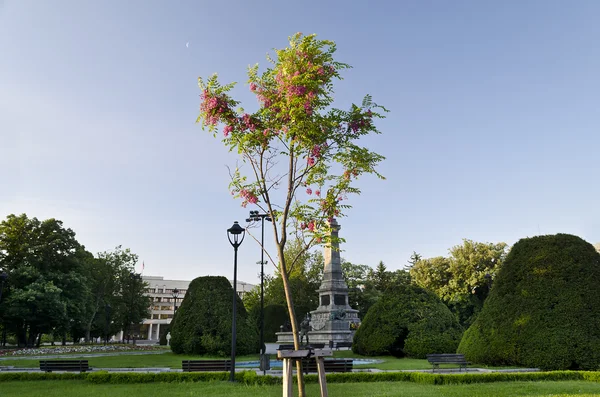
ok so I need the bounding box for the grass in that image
[0,352,258,369]
[0,349,517,371]
[1,380,600,397]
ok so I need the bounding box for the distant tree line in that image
[0,214,150,347]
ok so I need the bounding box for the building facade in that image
[139,275,255,341]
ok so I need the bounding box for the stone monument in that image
[276,219,359,345]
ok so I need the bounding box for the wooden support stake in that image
[316,356,328,397]
[282,358,293,397]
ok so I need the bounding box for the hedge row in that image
[1,370,600,385]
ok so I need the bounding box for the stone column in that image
[147,324,153,340]
[156,323,160,340]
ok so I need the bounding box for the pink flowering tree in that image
[197,33,385,393]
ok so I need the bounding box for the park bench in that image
[426,354,470,372]
[335,341,352,350]
[181,360,232,372]
[39,360,89,373]
[302,358,353,373]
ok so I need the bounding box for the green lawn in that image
[0,352,258,369]
[0,350,516,371]
[1,380,600,397]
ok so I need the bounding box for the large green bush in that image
[247,303,289,343]
[170,276,257,356]
[458,234,600,370]
[353,283,462,358]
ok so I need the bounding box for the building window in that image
[160,314,169,320]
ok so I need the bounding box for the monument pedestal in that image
[276,219,361,347]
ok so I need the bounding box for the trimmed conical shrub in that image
[458,234,600,370]
[170,276,257,356]
[353,283,462,358]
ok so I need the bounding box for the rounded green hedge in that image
[247,303,289,343]
[458,234,600,370]
[170,276,257,356]
[353,283,462,358]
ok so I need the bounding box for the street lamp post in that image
[227,221,245,382]
[172,288,180,312]
[246,210,271,374]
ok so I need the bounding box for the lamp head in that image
[227,221,246,247]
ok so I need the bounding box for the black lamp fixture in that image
[227,221,245,382]
[246,210,272,374]
[172,288,180,312]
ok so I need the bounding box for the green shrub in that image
[353,283,462,357]
[0,372,87,382]
[247,303,289,343]
[458,234,600,370]
[170,276,258,356]
[3,369,600,385]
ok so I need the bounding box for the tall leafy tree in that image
[0,214,86,346]
[410,239,508,327]
[80,246,148,342]
[197,33,386,395]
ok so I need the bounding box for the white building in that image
[140,275,255,341]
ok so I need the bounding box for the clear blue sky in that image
[1,0,599,285]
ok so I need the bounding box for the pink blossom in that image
[263,129,269,136]
[250,82,257,92]
[304,101,312,115]
[311,145,321,158]
[308,221,316,232]
[316,237,322,243]
[317,67,324,75]
[223,125,233,137]
[315,190,320,197]
[306,188,312,195]
[300,223,307,230]
[307,157,316,167]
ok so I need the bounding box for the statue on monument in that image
[299,313,312,345]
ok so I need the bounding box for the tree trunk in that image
[84,298,101,343]
[26,326,36,348]
[36,333,42,348]
[279,248,306,397]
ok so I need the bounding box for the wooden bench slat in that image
[425,354,470,372]
[39,360,89,373]
[181,360,232,372]
[302,358,353,373]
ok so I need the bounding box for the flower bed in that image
[0,345,162,357]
